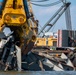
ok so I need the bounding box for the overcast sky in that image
[32,0,76,33]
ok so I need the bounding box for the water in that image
[0,71,76,75]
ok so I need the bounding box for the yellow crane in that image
[0,0,38,55]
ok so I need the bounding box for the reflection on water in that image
[0,71,76,75]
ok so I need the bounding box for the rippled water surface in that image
[0,71,76,75]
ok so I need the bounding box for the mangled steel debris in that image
[0,32,76,71]
[32,49,75,71]
[0,32,21,71]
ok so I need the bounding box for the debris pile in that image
[0,32,76,71]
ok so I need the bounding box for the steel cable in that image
[30,0,49,2]
[31,1,61,7]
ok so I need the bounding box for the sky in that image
[32,0,76,34]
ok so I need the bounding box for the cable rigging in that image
[30,0,49,2]
[31,0,62,7]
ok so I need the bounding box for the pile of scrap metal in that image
[30,48,75,71]
[0,32,21,71]
[0,32,76,71]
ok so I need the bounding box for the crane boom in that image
[65,6,72,30]
[46,2,71,32]
[38,2,71,36]
[38,4,65,35]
